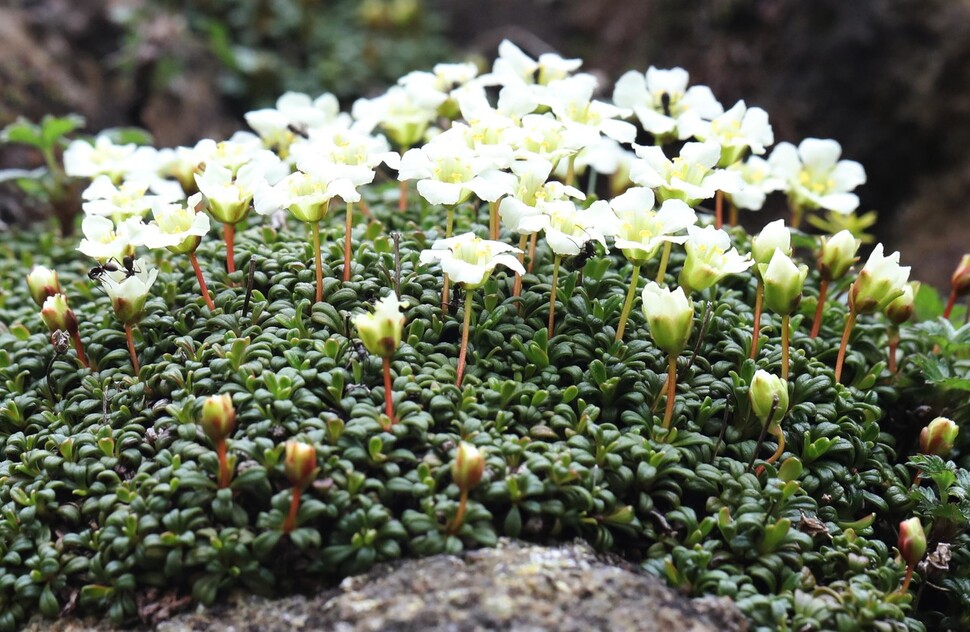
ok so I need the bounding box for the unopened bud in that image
[451,442,485,492]
[749,369,789,425]
[641,282,694,354]
[200,394,236,442]
[40,294,78,335]
[849,244,910,314]
[951,254,970,297]
[751,220,791,266]
[284,441,318,489]
[353,292,408,358]
[818,230,860,281]
[898,517,927,568]
[760,249,808,316]
[919,417,959,457]
[26,266,61,308]
[885,282,919,326]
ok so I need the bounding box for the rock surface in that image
[24,539,746,632]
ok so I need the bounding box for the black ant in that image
[287,124,310,140]
[661,92,672,117]
[565,240,597,273]
[120,255,140,278]
[88,256,139,281]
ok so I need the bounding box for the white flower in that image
[419,232,525,289]
[768,138,866,214]
[514,114,588,167]
[726,155,786,211]
[612,66,723,138]
[398,62,479,114]
[443,114,523,170]
[678,224,753,292]
[398,139,515,206]
[81,176,156,220]
[293,128,400,187]
[77,216,148,262]
[678,100,774,166]
[195,161,268,225]
[64,136,157,182]
[641,282,694,354]
[611,189,697,265]
[850,243,911,314]
[499,159,585,234]
[254,171,360,223]
[143,195,210,254]
[192,133,284,179]
[479,40,582,90]
[245,91,351,152]
[631,140,743,207]
[352,86,438,149]
[543,74,637,145]
[101,258,158,325]
[353,291,408,358]
[516,199,617,256]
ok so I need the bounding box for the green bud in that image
[749,369,789,425]
[26,266,61,308]
[885,281,919,325]
[284,441,318,490]
[898,517,927,568]
[200,394,236,442]
[818,230,860,281]
[352,292,408,358]
[920,417,959,457]
[40,294,78,335]
[760,249,808,316]
[452,442,485,492]
[641,282,694,354]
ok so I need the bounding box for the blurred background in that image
[1,0,967,287]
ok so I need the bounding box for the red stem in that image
[71,331,89,368]
[224,223,236,274]
[750,280,764,359]
[527,232,538,274]
[728,201,739,227]
[898,565,915,595]
[282,487,301,533]
[216,439,230,488]
[809,278,829,339]
[124,323,140,374]
[398,180,408,212]
[714,190,723,229]
[662,352,677,430]
[189,252,216,310]
[456,290,474,387]
[834,311,857,383]
[383,356,395,422]
[943,288,958,320]
[447,489,469,535]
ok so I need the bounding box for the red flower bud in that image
[284,441,318,489]
[898,517,927,568]
[451,442,485,492]
[919,417,959,457]
[200,394,236,442]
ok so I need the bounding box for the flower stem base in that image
[124,323,140,374]
[456,290,475,387]
[189,251,216,310]
[615,265,641,341]
[282,487,301,534]
[834,311,857,383]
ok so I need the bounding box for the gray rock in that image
[25,540,746,632]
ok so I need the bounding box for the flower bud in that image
[849,244,910,314]
[919,417,959,457]
[452,442,485,492]
[898,517,927,568]
[283,441,318,489]
[352,292,408,358]
[40,294,78,335]
[751,220,791,266]
[885,281,919,326]
[760,249,808,316]
[26,266,61,307]
[749,369,789,425]
[200,394,236,442]
[641,282,694,354]
[951,254,970,297]
[818,230,860,281]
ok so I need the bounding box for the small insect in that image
[446,283,465,313]
[565,240,597,272]
[120,255,140,278]
[287,124,310,140]
[88,258,121,281]
[660,92,672,117]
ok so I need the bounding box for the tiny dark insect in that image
[287,124,309,139]
[564,240,597,272]
[121,255,140,278]
[88,258,121,280]
[661,92,672,117]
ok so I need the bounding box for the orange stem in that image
[766,426,786,465]
[527,232,538,274]
[512,233,527,299]
[189,251,216,310]
[383,356,395,422]
[728,201,739,227]
[548,256,561,338]
[447,489,469,535]
[216,439,230,488]
[312,221,323,303]
[898,565,915,595]
[282,487,301,534]
[71,331,89,368]
[343,202,354,282]
[809,278,829,339]
[224,223,236,274]
[456,290,474,387]
[834,311,857,383]
[662,352,677,429]
[124,323,140,374]
[489,200,500,240]
[398,180,408,212]
[750,280,764,359]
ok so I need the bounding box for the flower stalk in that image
[655,242,672,284]
[124,323,139,374]
[456,290,475,387]
[312,221,324,303]
[714,189,724,229]
[189,252,216,310]
[834,311,856,383]
[548,255,562,338]
[750,279,764,360]
[809,278,829,339]
[662,352,678,430]
[615,264,641,341]
[343,201,354,282]
[224,223,236,274]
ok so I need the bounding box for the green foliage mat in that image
[1,196,968,630]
